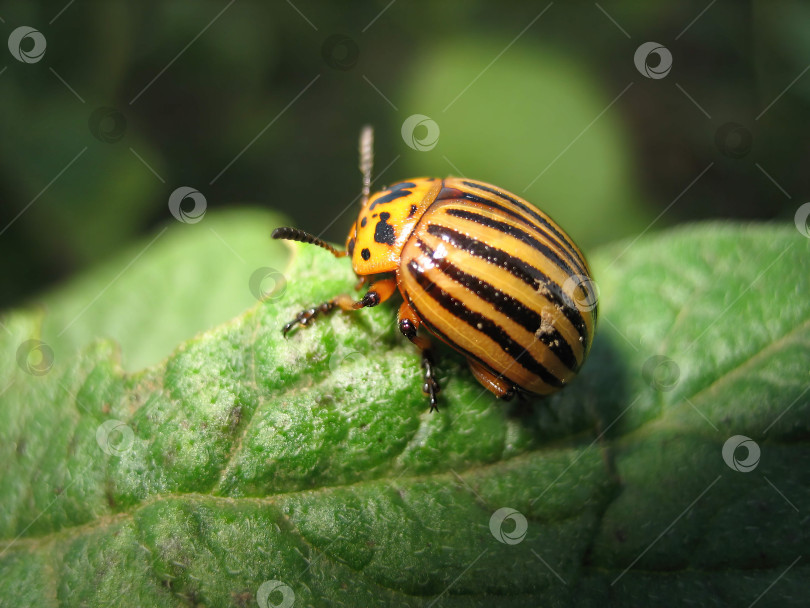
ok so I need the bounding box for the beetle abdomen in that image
[398,181,596,395]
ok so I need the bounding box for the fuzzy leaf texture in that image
[1,211,808,608]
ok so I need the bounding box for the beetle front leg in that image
[398,300,440,412]
[282,277,397,337]
[282,300,339,337]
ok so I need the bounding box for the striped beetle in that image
[272,126,597,411]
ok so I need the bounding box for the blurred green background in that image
[1,0,808,310]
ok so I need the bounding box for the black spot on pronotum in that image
[347,237,356,256]
[361,248,371,260]
[360,217,367,228]
[374,211,396,245]
[369,181,417,209]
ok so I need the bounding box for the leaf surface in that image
[1,215,808,607]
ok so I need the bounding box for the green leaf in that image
[39,207,291,373]
[1,215,808,607]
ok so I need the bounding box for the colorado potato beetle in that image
[272,126,597,411]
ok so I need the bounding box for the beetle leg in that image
[421,350,440,412]
[350,276,397,310]
[468,360,517,400]
[282,300,338,336]
[397,301,440,412]
[282,277,397,337]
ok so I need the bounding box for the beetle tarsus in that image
[421,350,441,412]
[281,301,335,337]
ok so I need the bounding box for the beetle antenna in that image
[359,125,373,207]
[271,227,347,258]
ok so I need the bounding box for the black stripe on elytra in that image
[443,207,579,279]
[404,291,517,386]
[460,180,583,264]
[416,239,578,371]
[444,189,588,277]
[406,259,563,387]
[369,181,417,210]
[425,223,589,342]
